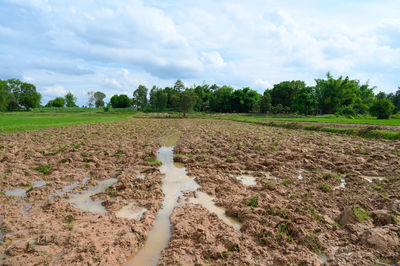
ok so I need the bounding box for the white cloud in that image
[43,85,67,97]
[1,0,399,105]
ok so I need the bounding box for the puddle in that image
[334,178,346,190]
[234,175,257,186]
[5,188,26,198]
[32,180,46,188]
[126,133,199,266]
[189,191,241,230]
[68,178,117,214]
[0,217,4,242]
[137,174,146,179]
[362,176,385,183]
[318,253,328,263]
[50,177,90,199]
[126,133,241,266]
[116,203,147,220]
[340,178,346,188]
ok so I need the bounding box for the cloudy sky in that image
[1,0,399,105]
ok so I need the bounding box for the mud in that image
[1,118,399,265]
[0,119,177,265]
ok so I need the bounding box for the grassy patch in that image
[246,195,259,207]
[303,233,323,253]
[34,164,52,174]
[282,178,293,186]
[353,206,370,222]
[319,183,332,192]
[148,157,162,166]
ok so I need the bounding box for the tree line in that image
[1,73,399,119]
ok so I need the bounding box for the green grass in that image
[353,206,370,222]
[209,114,400,126]
[246,195,259,207]
[204,114,400,140]
[0,110,134,132]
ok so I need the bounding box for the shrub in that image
[246,195,259,207]
[319,183,332,192]
[370,98,395,119]
[353,206,370,222]
[34,164,52,174]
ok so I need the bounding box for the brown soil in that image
[0,119,177,265]
[167,119,400,265]
[1,118,399,265]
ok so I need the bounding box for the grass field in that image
[210,114,400,126]
[0,111,133,132]
[1,110,400,137]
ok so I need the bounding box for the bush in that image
[246,195,259,207]
[335,105,358,118]
[370,98,395,119]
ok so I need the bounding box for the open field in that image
[0,111,133,133]
[209,114,400,126]
[0,118,399,265]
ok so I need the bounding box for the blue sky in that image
[0,0,399,105]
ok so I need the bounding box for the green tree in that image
[64,92,77,107]
[271,80,305,109]
[174,80,185,92]
[388,87,400,113]
[178,90,197,117]
[110,94,131,108]
[0,80,10,111]
[210,85,233,112]
[193,84,212,111]
[259,90,272,113]
[291,86,317,115]
[133,85,148,111]
[94,91,106,108]
[370,98,395,119]
[232,87,260,113]
[15,82,41,110]
[149,86,168,111]
[315,73,361,114]
[87,91,95,108]
[46,97,65,107]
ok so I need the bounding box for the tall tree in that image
[110,94,131,108]
[133,85,148,111]
[94,91,106,108]
[64,92,77,107]
[149,86,168,111]
[0,80,10,111]
[210,85,233,112]
[46,97,65,107]
[231,87,260,113]
[193,84,212,111]
[259,90,272,113]
[87,91,95,108]
[291,86,317,115]
[271,80,305,109]
[315,73,361,114]
[178,90,197,117]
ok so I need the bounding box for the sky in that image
[0,0,399,106]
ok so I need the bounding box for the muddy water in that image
[126,132,241,265]
[116,203,147,220]
[68,178,117,214]
[190,191,241,230]
[126,133,199,266]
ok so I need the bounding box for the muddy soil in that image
[166,119,400,265]
[1,118,399,265]
[0,119,178,265]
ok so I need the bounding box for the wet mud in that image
[0,118,399,265]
